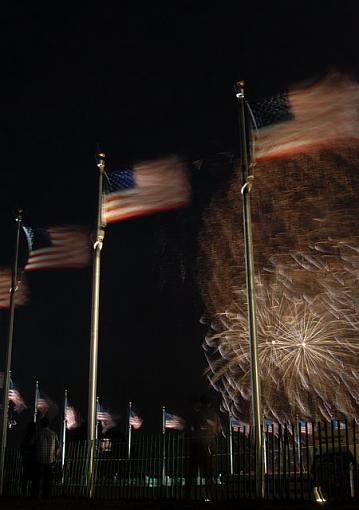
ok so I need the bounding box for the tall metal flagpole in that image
[87,150,106,496]
[234,81,263,497]
[162,406,166,485]
[0,209,23,495]
[33,380,39,423]
[128,402,132,459]
[229,415,234,476]
[62,388,68,482]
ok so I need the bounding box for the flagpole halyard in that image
[87,150,106,497]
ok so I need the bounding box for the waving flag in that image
[103,156,190,224]
[252,73,359,162]
[65,406,81,430]
[129,408,143,430]
[0,269,28,308]
[24,225,91,271]
[164,411,185,431]
[230,416,241,432]
[298,420,314,435]
[36,387,58,418]
[0,373,27,412]
[97,402,117,434]
[9,379,27,413]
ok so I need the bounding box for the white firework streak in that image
[204,281,359,424]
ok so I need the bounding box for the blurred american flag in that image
[65,405,82,430]
[103,156,190,224]
[252,73,359,162]
[97,402,117,433]
[24,225,91,271]
[9,381,27,413]
[164,411,185,431]
[129,409,143,430]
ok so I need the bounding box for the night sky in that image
[1,2,358,442]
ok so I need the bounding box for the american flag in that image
[0,375,27,412]
[230,416,241,432]
[129,408,143,430]
[97,402,117,434]
[65,405,81,430]
[23,225,91,271]
[252,73,359,162]
[164,411,185,431]
[299,420,314,435]
[9,381,27,413]
[103,156,190,224]
[263,419,280,435]
[0,269,28,308]
[36,390,58,417]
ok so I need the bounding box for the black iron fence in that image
[3,419,359,501]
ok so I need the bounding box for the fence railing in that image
[3,419,359,501]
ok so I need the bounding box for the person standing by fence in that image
[20,421,37,495]
[31,416,60,498]
[185,395,222,501]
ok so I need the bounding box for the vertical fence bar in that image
[330,420,336,500]
[352,420,357,498]
[292,422,297,499]
[298,421,303,500]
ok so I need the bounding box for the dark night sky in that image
[1,2,359,442]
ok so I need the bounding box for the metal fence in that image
[3,419,359,501]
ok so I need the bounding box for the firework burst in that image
[205,281,359,423]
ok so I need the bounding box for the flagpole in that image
[234,81,263,498]
[128,402,132,459]
[162,406,166,486]
[62,389,68,481]
[0,209,23,496]
[34,380,39,423]
[229,415,234,476]
[95,396,99,441]
[87,150,106,497]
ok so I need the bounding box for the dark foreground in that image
[0,498,358,510]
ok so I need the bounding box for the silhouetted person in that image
[31,416,60,498]
[185,395,222,501]
[20,421,37,496]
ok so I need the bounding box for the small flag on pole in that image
[23,225,91,271]
[96,402,117,434]
[164,411,185,431]
[65,404,82,430]
[36,388,58,418]
[129,408,143,430]
[298,420,314,435]
[103,156,190,224]
[9,379,27,413]
[230,416,241,432]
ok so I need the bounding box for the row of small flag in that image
[230,416,315,435]
[1,374,338,436]
[1,375,186,433]
[66,400,186,433]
